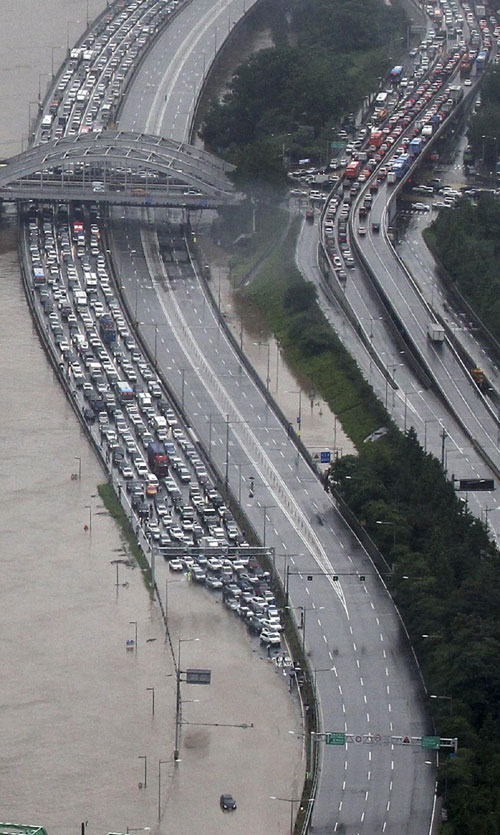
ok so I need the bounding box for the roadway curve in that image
[110,2,437,832]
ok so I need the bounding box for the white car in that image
[260,628,281,646]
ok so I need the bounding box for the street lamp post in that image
[138,755,147,788]
[66,19,81,53]
[287,390,303,437]
[38,72,49,106]
[129,620,138,649]
[254,340,271,389]
[430,694,453,715]
[269,796,303,835]
[424,418,440,453]
[158,760,168,821]
[312,666,335,688]
[403,390,423,433]
[286,605,324,656]
[146,687,155,717]
[139,321,159,365]
[174,637,200,761]
[376,520,396,548]
[51,45,64,77]
[261,504,277,547]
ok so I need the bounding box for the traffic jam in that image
[318,0,498,282]
[24,0,286,651]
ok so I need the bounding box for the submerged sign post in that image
[325,732,346,745]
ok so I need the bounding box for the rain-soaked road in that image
[0,4,303,834]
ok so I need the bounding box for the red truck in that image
[369,130,384,149]
[345,160,362,180]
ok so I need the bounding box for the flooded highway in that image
[0,4,302,834]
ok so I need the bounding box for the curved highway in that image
[18,0,438,831]
[111,3,436,833]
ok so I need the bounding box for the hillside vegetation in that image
[427,193,500,341]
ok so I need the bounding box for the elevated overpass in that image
[0,130,238,208]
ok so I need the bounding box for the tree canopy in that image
[200,0,407,193]
[428,194,500,341]
[330,429,500,834]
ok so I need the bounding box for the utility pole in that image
[225,414,230,489]
[441,427,447,472]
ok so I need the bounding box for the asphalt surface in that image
[109,2,437,832]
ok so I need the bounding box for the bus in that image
[114,380,135,403]
[33,267,46,286]
[0,826,48,835]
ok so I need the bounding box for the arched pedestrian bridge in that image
[0,131,238,208]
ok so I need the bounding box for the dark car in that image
[220,794,237,810]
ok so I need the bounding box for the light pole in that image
[288,390,303,437]
[51,45,64,77]
[146,687,155,717]
[254,340,271,389]
[158,760,168,821]
[270,796,307,835]
[174,637,200,761]
[286,605,324,656]
[403,389,423,433]
[66,19,81,53]
[424,418,440,453]
[376,520,396,548]
[430,694,453,715]
[312,666,335,688]
[261,504,277,547]
[129,620,138,649]
[28,100,38,142]
[84,504,92,534]
[140,322,159,366]
[229,462,244,505]
[38,72,49,106]
[137,755,147,788]
[164,578,183,634]
[386,362,404,410]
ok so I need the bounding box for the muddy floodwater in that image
[0,6,302,835]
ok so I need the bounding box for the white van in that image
[74,290,88,309]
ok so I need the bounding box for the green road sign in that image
[421,736,441,750]
[330,141,345,150]
[325,732,346,745]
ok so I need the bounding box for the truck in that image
[99,314,117,344]
[460,54,473,77]
[345,160,362,180]
[476,50,488,71]
[421,124,434,138]
[448,85,464,104]
[427,322,445,342]
[471,367,488,391]
[369,130,384,149]
[392,154,411,180]
[374,108,388,124]
[147,441,169,477]
[409,137,425,157]
[475,4,486,17]
[387,170,397,184]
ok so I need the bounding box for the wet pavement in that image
[196,234,357,464]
